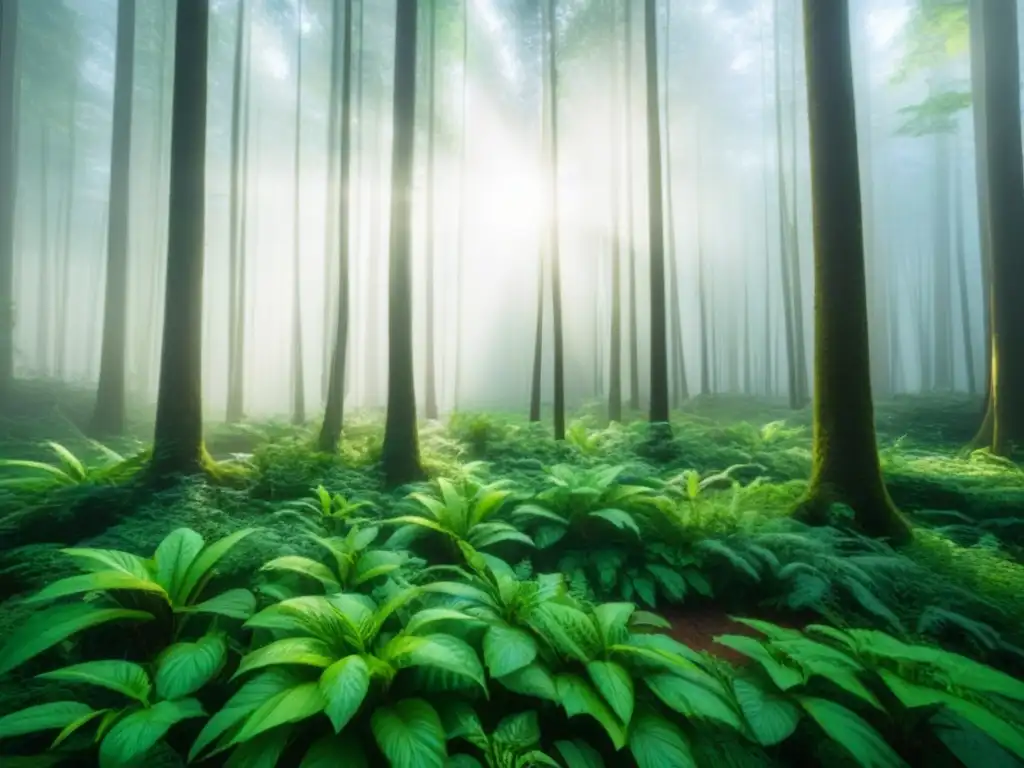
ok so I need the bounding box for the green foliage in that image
[0,440,143,494]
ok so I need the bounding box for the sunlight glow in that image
[867,7,910,49]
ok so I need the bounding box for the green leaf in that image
[931,709,1024,768]
[586,661,634,725]
[27,572,168,604]
[61,547,151,580]
[371,699,447,768]
[498,662,559,702]
[404,608,480,635]
[0,604,154,677]
[556,674,627,749]
[645,565,687,603]
[225,726,294,768]
[0,701,95,739]
[439,700,487,748]
[484,624,538,678]
[39,660,151,705]
[154,528,205,598]
[629,711,696,768]
[50,707,112,748]
[189,669,303,761]
[593,603,636,646]
[632,575,657,607]
[178,528,257,605]
[98,698,205,768]
[798,696,908,768]
[320,655,370,733]
[392,634,488,694]
[528,603,601,663]
[179,588,257,620]
[353,550,405,585]
[646,673,742,731]
[714,635,804,690]
[245,596,360,648]
[590,508,640,536]
[230,682,326,746]
[555,739,606,768]
[155,633,227,700]
[261,556,341,590]
[732,677,801,746]
[301,733,369,767]
[493,710,541,749]
[234,637,334,680]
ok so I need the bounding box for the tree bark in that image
[151,0,210,479]
[797,0,909,542]
[453,0,469,411]
[382,0,424,486]
[0,0,18,400]
[607,0,622,423]
[663,0,686,407]
[624,1,640,412]
[423,0,438,420]
[290,6,306,426]
[226,0,248,423]
[545,0,566,441]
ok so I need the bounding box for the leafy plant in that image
[0,441,142,493]
[281,485,377,535]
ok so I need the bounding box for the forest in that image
[0,0,1022,765]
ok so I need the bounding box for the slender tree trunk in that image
[607,0,623,423]
[663,0,686,407]
[56,113,75,380]
[452,0,469,410]
[291,9,306,425]
[624,1,640,411]
[759,21,773,396]
[226,0,248,423]
[0,0,18,399]
[321,0,343,404]
[36,128,49,375]
[797,0,909,542]
[423,0,439,420]
[87,204,108,382]
[952,151,976,395]
[151,0,209,479]
[364,94,384,408]
[382,0,424,486]
[92,0,135,436]
[528,245,545,422]
[932,115,954,391]
[975,0,1024,456]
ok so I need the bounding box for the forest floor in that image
[0,379,1022,766]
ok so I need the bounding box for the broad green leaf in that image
[179,588,257,620]
[931,709,1023,768]
[646,673,742,731]
[153,529,205,598]
[50,708,111,748]
[587,661,634,725]
[590,509,640,536]
[98,698,205,768]
[420,581,499,609]
[629,711,695,768]
[556,674,627,749]
[61,547,151,580]
[555,739,606,768]
[645,565,687,602]
[0,604,153,677]
[353,550,405,585]
[498,662,559,702]
[404,608,480,636]
[230,682,326,746]
[714,635,804,690]
[225,726,293,768]
[484,624,538,678]
[155,633,227,700]
[301,733,369,767]
[528,603,602,663]
[234,637,334,679]
[261,555,340,590]
[371,698,447,768]
[178,528,257,605]
[732,677,800,746]
[798,696,908,768]
[392,634,487,694]
[320,655,370,732]
[0,701,94,740]
[245,596,360,649]
[493,710,541,750]
[593,603,636,646]
[39,660,151,705]
[439,701,487,748]
[27,572,168,604]
[447,756,484,767]
[189,669,303,761]
[934,652,1024,702]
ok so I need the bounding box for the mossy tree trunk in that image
[975,0,1024,456]
[151,0,209,479]
[798,0,910,543]
[319,0,354,454]
[643,0,668,425]
[0,0,18,403]
[92,0,135,437]
[382,0,424,487]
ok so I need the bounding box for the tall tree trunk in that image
[932,113,954,391]
[87,204,108,382]
[643,0,668,425]
[382,0,424,486]
[528,245,545,422]
[797,0,909,542]
[56,112,75,380]
[36,128,49,375]
[319,0,354,453]
[321,0,344,404]
[787,7,809,406]
[952,153,976,394]
[151,0,209,479]
[453,0,469,410]
[363,93,384,408]
[0,0,18,399]
[92,0,135,436]
[975,0,1024,456]
[624,1,640,412]
[423,0,438,420]
[226,0,248,423]
[663,0,686,407]
[291,8,305,425]
[759,21,773,396]
[607,0,623,423]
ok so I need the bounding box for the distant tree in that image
[797,0,910,542]
[290,3,306,426]
[643,0,668,425]
[973,0,1024,456]
[606,0,623,423]
[382,0,424,486]
[624,1,640,411]
[319,0,355,454]
[546,0,566,441]
[151,0,210,478]
[0,0,18,402]
[91,0,136,437]
[423,0,439,420]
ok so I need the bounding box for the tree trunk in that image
[953,151,976,395]
[607,0,623,424]
[382,0,424,486]
[290,8,306,426]
[0,0,18,399]
[321,0,343,405]
[226,0,248,423]
[663,0,686,407]
[787,9,809,407]
[92,0,135,436]
[932,110,954,391]
[643,0,668,425]
[56,113,75,380]
[151,0,209,479]
[423,0,438,420]
[528,245,544,422]
[318,0,354,454]
[976,0,1024,456]
[797,0,909,542]
[759,21,773,396]
[37,128,50,375]
[624,1,640,412]
[363,89,384,407]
